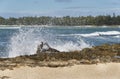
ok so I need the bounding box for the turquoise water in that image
[0,26,120,57]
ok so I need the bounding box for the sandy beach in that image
[0,63,120,79]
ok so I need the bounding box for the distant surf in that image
[58,31,120,37]
[0,26,21,29]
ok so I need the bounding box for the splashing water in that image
[8,28,40,57]
[8,27,90,57]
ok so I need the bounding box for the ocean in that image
[0,26,120,58]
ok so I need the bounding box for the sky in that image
[0,0,120,18]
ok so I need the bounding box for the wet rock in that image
[80,59,91,64]
[0,44,119,70]
[91,58,100,64]
[47,61,69,67]
[36,42,60,55]
[68,59,80,65]
[0,76,10,79]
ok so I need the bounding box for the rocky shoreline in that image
[0,44,120,70]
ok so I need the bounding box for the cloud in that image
[55,0,72,3]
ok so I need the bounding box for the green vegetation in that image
[0,14,120,26]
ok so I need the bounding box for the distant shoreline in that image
[1,15,120,26]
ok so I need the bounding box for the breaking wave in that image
[59,31,120,37]
[0,26,21,29]
[8,27,90,57]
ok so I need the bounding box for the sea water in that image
[0,26,120,58]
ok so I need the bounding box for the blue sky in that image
[0,0,120,17]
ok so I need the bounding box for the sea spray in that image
[8,27,90,57]
[8,27,57,57]
[0,26,118,58]
[54,37,90,52]
[9,28,39,57]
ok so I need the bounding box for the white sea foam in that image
[81,31,120,37]
[114,35,120,38]
[0,26,21,29]
[59,31,120,37]
[8,27,119,58]
[8,27,90,57]
[8,29,40,57]
[53,38,90,52]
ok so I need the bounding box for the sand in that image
[0,63,120,79]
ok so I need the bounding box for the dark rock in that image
[91,58,100,64]
[0,44,119,70]
[36,42,60,55]
[47,61,69,67]
[80,59,91,64]
[0,76,10,79]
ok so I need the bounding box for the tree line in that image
[0,14,120,26]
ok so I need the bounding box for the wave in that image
[7,27,120,58]
[58,31,120,37]
[0,26,21,29]
[8,28,90,57]
[81,31,120,37]
[114,35,120,38]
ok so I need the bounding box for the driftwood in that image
[36,42,59,54]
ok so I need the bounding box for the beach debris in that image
[80,59,91,64]
[68,59,80,65]
[91,58,100,64]
[36,42,59,54]
[0,76,10,79]
[47,61,69,67]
